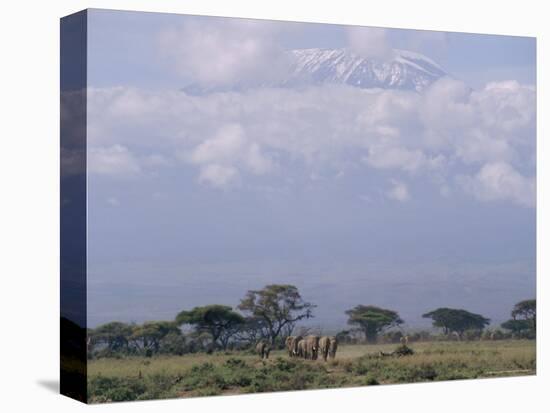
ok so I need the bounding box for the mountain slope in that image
[284,48,447,92]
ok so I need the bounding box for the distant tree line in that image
[86,284,536,359]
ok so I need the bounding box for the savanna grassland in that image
[87,340,535,403]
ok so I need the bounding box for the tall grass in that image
[88,340,535,403]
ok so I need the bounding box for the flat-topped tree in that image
[176,305,244,350]
[345,305,403,343]
[422,308,490,338]
[501,299,536,338]
[130,321,181,354]
[501,319,532,336]
[511,299,536,333]
[238,284,315,345]
[90,322,134,353]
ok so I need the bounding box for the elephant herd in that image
[256,335,338,361]
[286,335,338,361]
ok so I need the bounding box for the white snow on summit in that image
[183,47,448,94]
[284,48,447,92]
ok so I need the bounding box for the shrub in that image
[394,344,414,356]
[195,386,222,397]
[225,358,246,368]
[412,364,438,381]
[365,375,379,385]
[191,362,215,374]
[353,363,369,376]
[341,360,354,373]
[273,357,297,372]
[88,376,147,402]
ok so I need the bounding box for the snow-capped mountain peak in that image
[182,47,447,94]
[285,48,447,92]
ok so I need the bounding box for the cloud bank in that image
[87,77,535,207]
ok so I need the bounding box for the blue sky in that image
[87,9,535,89]
[85,9,536,330]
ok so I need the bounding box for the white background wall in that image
[0,0,547,411]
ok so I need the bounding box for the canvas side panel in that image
[60,9,88,404]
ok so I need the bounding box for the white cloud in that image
[198,164,239,188]
[387,179,410,202]
[158,19,290,87]
[476,81,536,137]
[347,27,393,60]
[187,123,274,187]
[87,79,535,205]
[245,142,274,175]
[190,124,246,164]
[458,162,535,208]
[88,145,141,176]
[363,145,445,173]
[453,128,514,165]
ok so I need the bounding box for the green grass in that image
[87,340,535,403]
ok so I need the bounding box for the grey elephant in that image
[304,335,320,360]
[287,335,303,358]
[297,338,306,358]
[319,336,330,361]
[319,336,338,361]
[328,336,338,360]
[256,340,271,359]
[285,336,293,357]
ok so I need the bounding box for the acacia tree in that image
[501,319,531,336]
[238,284,315,345]
[345,305,403,343]
[90,322,134,353]
[176,305,244,350]
[422,308,490,337]
[130,321,181,354]
[511,299,536,334]
[233,316,270,346]
[501,299,536,338]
